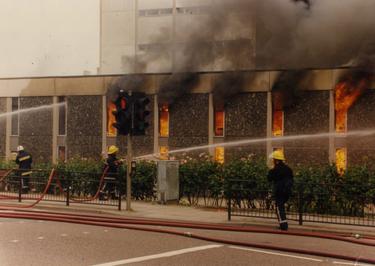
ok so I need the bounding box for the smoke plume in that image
[127,0,375,103]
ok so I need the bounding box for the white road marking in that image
[37,236,44,240]
[10,240,19,243]
[104,230,108,233]
[229,246,323,262]
[91,244,223,266]
[60,234,68,237]
[83,231,90,235]
[333,261,374,266]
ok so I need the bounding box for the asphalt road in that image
[0,218,374,266]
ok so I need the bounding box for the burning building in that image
[0,0,375,168]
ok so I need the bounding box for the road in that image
[0,218,374,266]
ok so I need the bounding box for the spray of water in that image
[136,129,375,160]
[0,102,66,119]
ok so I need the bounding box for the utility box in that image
[157,160,179,204]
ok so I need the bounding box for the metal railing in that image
[0,168,123,210]
[227,179,375,227]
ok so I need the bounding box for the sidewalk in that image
[10,199,375,237]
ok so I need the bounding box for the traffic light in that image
[132,92,150,136]
[112,90,131,136]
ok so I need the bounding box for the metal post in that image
[126,134,132,211]
[18,173,22,202]
[66,179,70,206]
[228,182,232,221]
[118,173,122,211]
[298,187,303,225]
[228,196,232,221]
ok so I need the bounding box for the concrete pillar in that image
[102,95,107,155]
[5,97,12,161]
[266,89,273,164]
[52,96,58,164]
[329,83,335,163]
[153,94,159,155]
[208,93,214,156]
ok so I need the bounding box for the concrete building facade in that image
[0,1,374,169]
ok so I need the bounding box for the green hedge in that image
[2,156,374,216]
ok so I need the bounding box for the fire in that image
[335,148,347,175]
[215,147,225,164]
[159,104,169,137]
[335,79,368,133]
[273,110,283,137]
[272,92,284,137]
[107,101,117,137]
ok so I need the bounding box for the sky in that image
[0,0,100,79]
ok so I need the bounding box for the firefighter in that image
[15,145,33,193]
[100,145,123,200]
[267,150,294,231]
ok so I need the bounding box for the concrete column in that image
[153,95,159,155]
[329,88,335,163]
[266,89,273,164]
[134,0,138,72]
[102,95,107,155]
[52,96,58,164]
[208,93,214,156]
[5,97,12,160]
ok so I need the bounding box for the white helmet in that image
[17,145,24,152]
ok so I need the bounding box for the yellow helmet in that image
[108,145,119,155]
[270,150,285,161]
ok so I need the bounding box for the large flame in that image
[215,147,225,164]
[335,79,368,133]
[107,102,117,137]
[273,110,283,137]
[335,148,347,175]
[272,91,284,137]
[159,104,169,137]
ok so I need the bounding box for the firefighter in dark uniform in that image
[15,145,33,193]
[267,150,294,231]
[100,145,123,200]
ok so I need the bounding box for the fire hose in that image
[54,167,109,202]
[0,209,374,264]
[0,169,55,208]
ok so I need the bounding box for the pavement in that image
[7,199,375,237]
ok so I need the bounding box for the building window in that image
[214,106,225,137]
[11,97,19,136]
[159,146,169,160]
[336,148,347,175]
[139,8,172,17]
[159,104,169,137]
[215,147,225,164]
[58,96,67,136]
[58,146,66,162]
[107,101,117,137]
[272,110,284,137]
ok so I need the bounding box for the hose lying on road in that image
[0,169,55,208]
[0,210,374,265]
[2,207,374,246]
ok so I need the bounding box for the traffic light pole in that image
[126,132,132,211]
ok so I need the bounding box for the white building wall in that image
[0,0,100,78]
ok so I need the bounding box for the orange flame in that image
[335,148,347,175]
[107,102,117,137]
[335,79,368,133]
[272,91,284,136]
[273,110,283,137]
[159,104,169,137]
